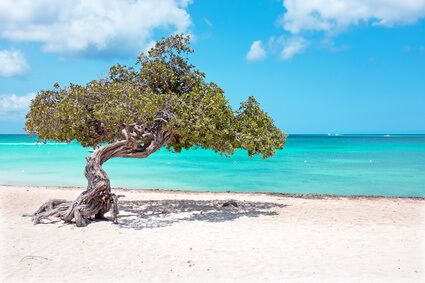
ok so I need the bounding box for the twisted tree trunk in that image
[28,119,173,227]
[62,142,125,227]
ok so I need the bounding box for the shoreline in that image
[1,183,424,200]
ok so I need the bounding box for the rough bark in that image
[28,113,174,227]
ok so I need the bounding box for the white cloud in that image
[0,93,35,119]
[0,49,30,77]
[0,0,192,56]
[281,0,425,35]
[262,0,425,60]
[280,37,308,60]
[246,40,266,62]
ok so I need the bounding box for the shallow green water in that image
[0,134,424,196]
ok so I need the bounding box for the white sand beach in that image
[0,185,424,283]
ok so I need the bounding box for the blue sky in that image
[0,0,424,134]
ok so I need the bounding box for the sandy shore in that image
[0,185,424,283]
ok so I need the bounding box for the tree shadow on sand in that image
[117,199,287,230]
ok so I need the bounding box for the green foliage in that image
[26,34,286,158]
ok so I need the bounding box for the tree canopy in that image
[26,34,286,158]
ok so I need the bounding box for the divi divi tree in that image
[25,35,286,227]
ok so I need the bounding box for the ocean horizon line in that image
[1,133,425,136]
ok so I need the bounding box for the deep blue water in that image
[0,134,424,196]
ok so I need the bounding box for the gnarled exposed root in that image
[27,199,72,224]
[27,193,124,226]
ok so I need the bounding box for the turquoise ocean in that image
[0,134,424,197]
